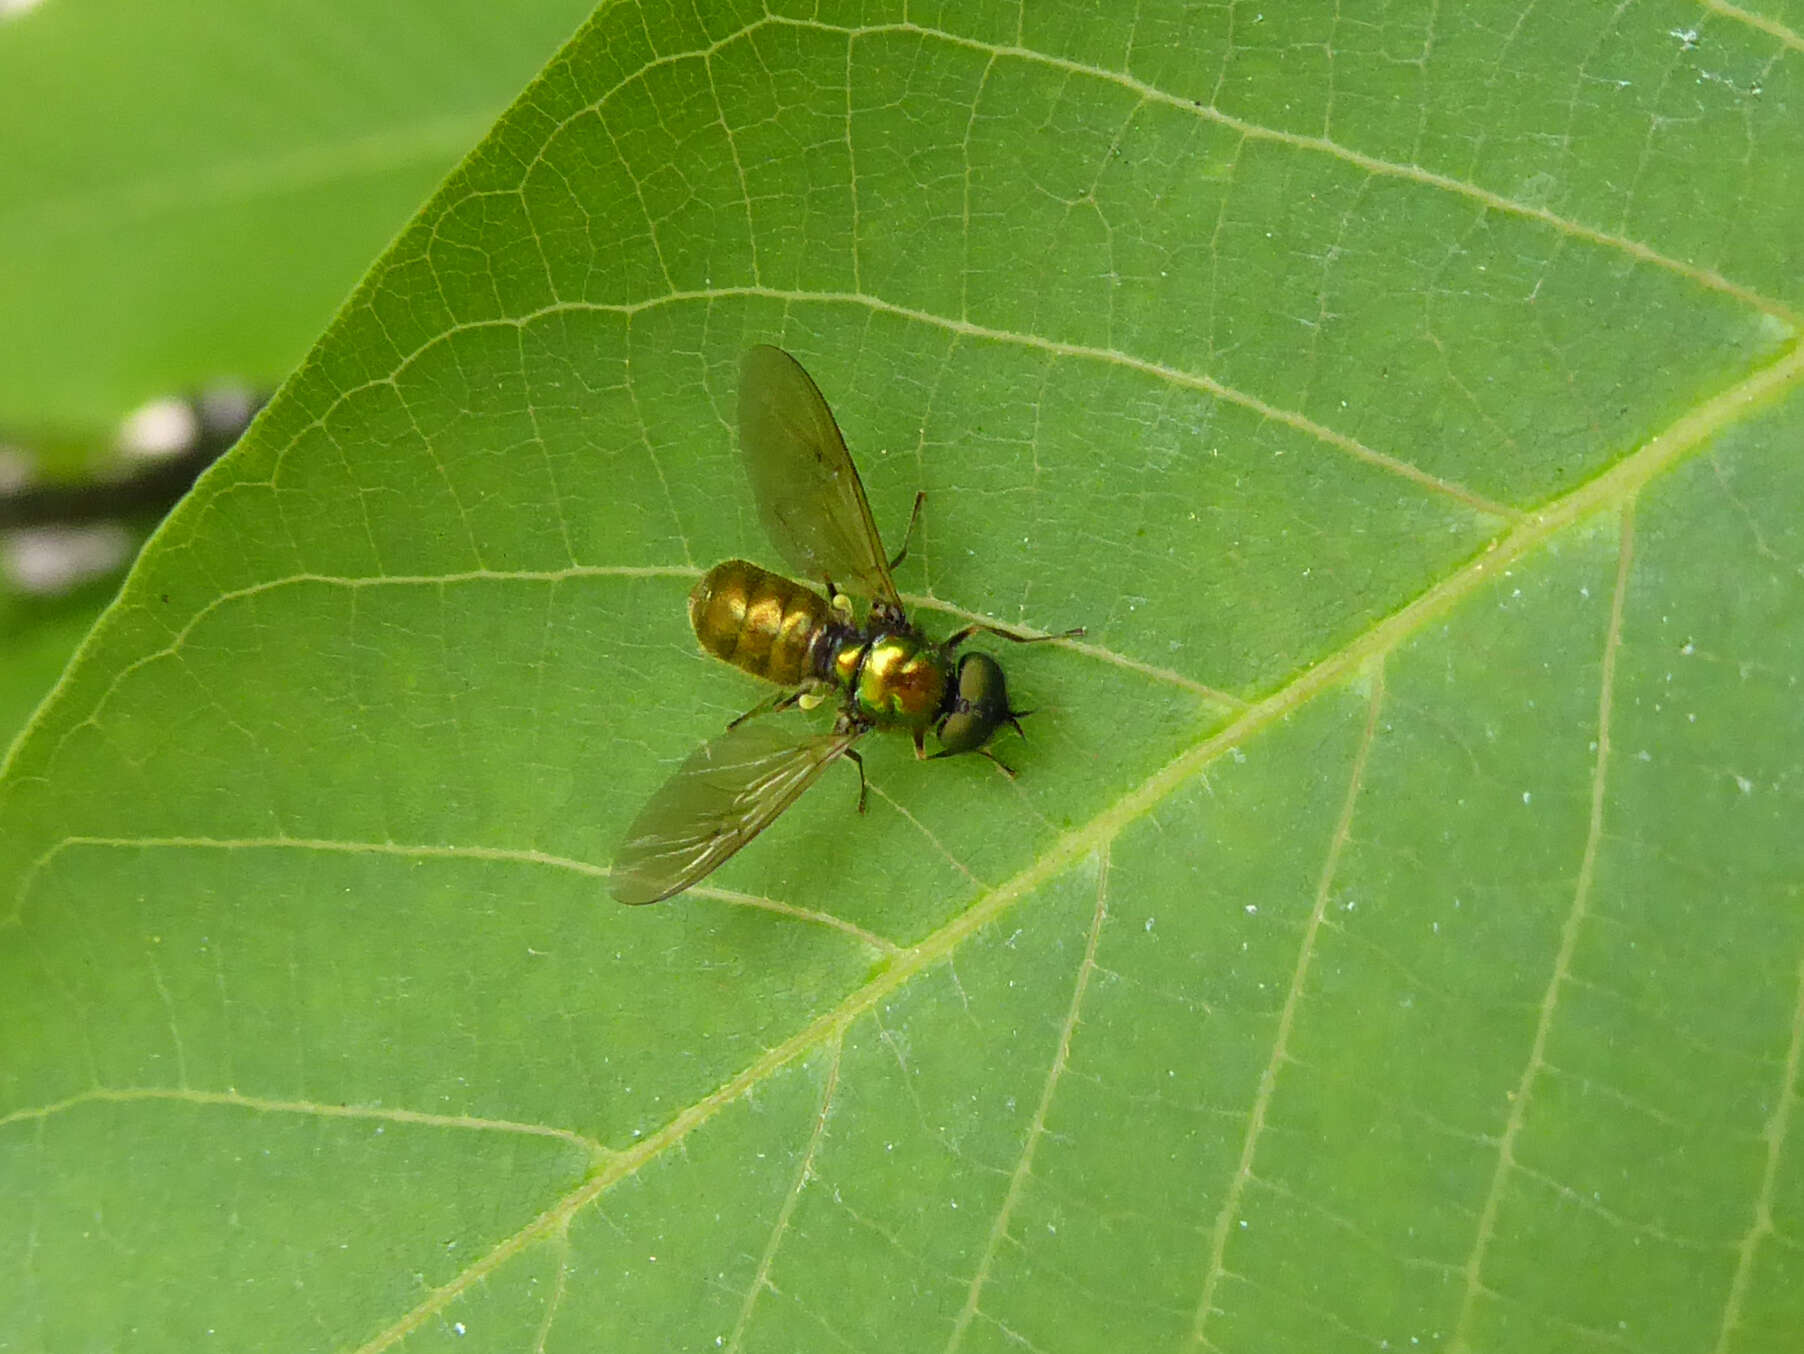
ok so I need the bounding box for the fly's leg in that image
[977,746,1019,779]
[886,491,927,572]
[928,743,1019,776]
[944,621,1086,649]
[844,747,868,813]
[830,709,873,812]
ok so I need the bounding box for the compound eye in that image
[937,653,1009,754]
[937,708,987,754]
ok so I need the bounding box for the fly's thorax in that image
[836,630,950,729]
[689,559,832,688]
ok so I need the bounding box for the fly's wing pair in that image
[610,721,863,905]
[737,344,903,609]
[611,346,889,905]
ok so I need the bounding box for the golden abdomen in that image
[689,559,832,687]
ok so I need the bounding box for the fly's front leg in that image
[944,621,1086,650]
[977,745,1018,779]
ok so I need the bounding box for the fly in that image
[610,346,1081,905]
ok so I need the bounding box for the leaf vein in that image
[1448,500,1637,1349]
[767,14,1800,323]
[9,835,892,952]
[1712,953,1804,1352]
[12,563,1209,803]
[0,1086,607,1158]
[944,845,1112,1352]
[1698,0,1804,53]
[1187,657,1386,1348]
[726,1034,843,1353]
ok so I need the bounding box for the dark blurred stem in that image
[0,441,224,530]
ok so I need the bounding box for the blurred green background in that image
[0,0,596,746]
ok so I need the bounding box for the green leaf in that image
[5,2,1802,1350]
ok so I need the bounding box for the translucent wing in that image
[610,720,863,905]
[738,344,902,607]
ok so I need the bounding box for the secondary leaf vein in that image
[1448,500,1637,1350]
[1187,657,1386,1348]
[945,845,1111,1353]
[727,1034,843,1353]
[1712,953,1804,1353]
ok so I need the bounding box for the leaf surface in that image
[4,2,1802,1351]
